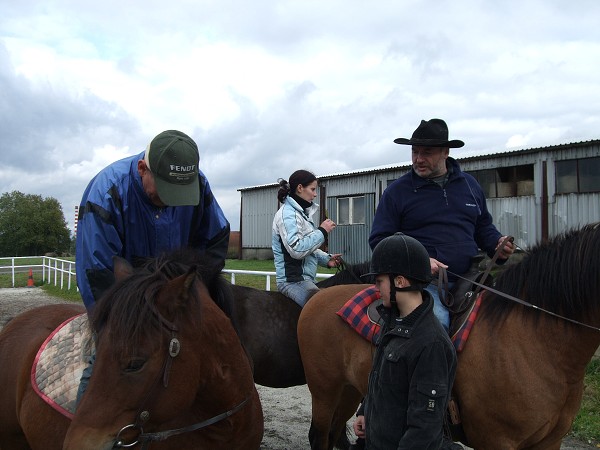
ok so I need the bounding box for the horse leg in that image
[308,386,343,450]
[307,384,363,450]
[331,385,363,450]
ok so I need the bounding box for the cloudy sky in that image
[1,0,599,232]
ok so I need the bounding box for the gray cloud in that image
[1,0,600,232]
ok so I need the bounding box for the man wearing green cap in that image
[75,130,230,311]
[75,130,230,404]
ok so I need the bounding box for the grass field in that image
[0,258,598,443]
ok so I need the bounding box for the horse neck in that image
[511,314,600,377]
[190,291,255,407]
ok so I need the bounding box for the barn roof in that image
[238,139,600,191]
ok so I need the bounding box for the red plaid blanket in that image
[336,286,381,343]
[451,292,483,353]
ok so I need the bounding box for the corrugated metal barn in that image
[238,140,600,263]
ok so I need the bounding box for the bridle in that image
[333,256,364,284]
[440,236,600,333]
[112,288,251,449]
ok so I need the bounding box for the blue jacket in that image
[272,196,330,284]
[75,151,230,311]
[369,157,501,280]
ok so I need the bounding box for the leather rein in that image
[440,236,600,333]
[112,288,251,449]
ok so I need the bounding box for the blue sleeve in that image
[276,205,325,260]
[189,173,230,270]
[369,186,402,250]
[75,191,123,312]
[470,180,502,256]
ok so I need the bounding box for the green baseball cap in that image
[144,130,200,206]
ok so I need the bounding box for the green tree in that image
[0,191,72,257]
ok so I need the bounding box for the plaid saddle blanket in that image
[336,286,382,344]
[31,314,93,419]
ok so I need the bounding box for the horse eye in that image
[123,358,146,373]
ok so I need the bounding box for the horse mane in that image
[480,222,600,328]
[316,261,373,288]
[90,249,224,354]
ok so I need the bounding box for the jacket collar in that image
[377,291,434,339]
[285,195,320,218]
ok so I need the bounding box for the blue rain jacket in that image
[75,151,230,311]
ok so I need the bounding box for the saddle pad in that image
[31,313,92,419]
[336,286,381,344]
[451,293,483,353]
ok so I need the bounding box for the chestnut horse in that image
[298,223,600,450]
[0,253,263,450]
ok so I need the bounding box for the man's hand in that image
[430,257,448,276]
[496,236,515,260]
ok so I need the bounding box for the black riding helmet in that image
[362,233,431,306]
[363,233,432,283]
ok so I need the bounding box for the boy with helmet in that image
[352,233,458,449]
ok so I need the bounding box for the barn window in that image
[556,157,600,193]
[468,164,534,198]
[337,196,365,225]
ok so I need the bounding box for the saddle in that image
[31,314,93,419]
[445,252,499,339]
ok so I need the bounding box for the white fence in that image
[0,256,76,290]
[1,257,332,292]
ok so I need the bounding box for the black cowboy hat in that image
[393,118,464,148]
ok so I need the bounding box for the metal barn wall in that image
[460,156,542,250]
[487,196,539,250]
[321,173,378,264]
[551,193,600,234]
[325,193,375,264]
[542,144,600,237]
[239,186,278,259]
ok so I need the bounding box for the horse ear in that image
[183,269,196,294]
[113,256,134,282]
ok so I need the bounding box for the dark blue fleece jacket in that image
[369,157,501,280]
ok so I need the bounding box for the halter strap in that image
[137,396,251,448]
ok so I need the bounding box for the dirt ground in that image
[0,287,596,449]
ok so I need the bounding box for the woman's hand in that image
[320,218,336,233]
[327,253,343,268]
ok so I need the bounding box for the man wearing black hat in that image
[369,119,514,332]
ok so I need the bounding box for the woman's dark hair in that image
[277,169,317,203]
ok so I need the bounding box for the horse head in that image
[63,251,263,450]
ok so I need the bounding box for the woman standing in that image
[272,169,341,307]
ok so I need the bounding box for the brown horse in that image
[229,262,371,388]
[298,222,600,450]
[0,252,263,450]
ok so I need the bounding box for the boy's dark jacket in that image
[359,292,457,449]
